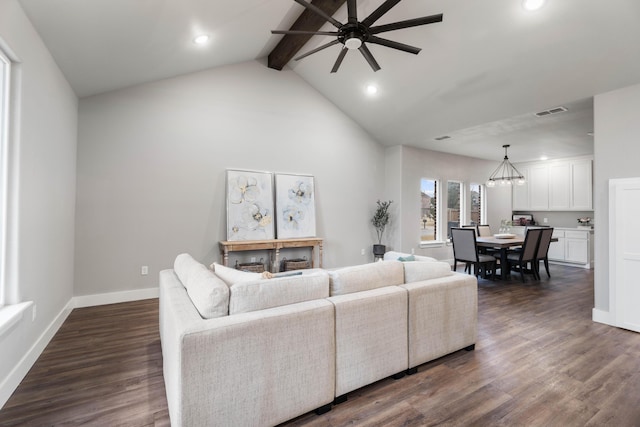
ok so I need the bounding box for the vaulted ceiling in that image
[17,0,640,162]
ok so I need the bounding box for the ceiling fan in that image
[271,0,443,73]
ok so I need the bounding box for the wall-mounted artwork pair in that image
[226,169,316,241]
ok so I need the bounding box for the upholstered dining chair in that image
[534,227,554,279]
[506,228,543,282]
[477,224,492,237]
[451,227,496,279]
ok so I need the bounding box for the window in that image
[420,178,438,242]
[0,48,10,307]
[446,181,462,239]
[470,183,485,225]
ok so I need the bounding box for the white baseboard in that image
[0,299,74,409]
[72,287,159,308]
[592,308,616,327]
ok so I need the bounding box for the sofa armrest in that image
[400,273,477,368]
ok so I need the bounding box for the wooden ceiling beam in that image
[268,0,346,71]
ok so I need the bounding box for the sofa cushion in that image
[174,254,229,319]
[212,262,261,286]
[229,271,330,314]
[402,261,454,283]
[329,261,404,296]
[384,251,437,263]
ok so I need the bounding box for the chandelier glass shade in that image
[486,145,526,187]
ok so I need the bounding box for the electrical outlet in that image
[411,248,415,255]
[361,248,365,255]
[32,305,37,322]
[141,265,149,275]
[251,257,256,262]
[543,218,548,224]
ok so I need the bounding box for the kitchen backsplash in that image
[512,211,594,228]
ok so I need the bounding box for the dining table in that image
[475,234,557,280]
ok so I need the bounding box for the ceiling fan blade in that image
[331,48,348,73]
[294,39,340,61]
[367,35,421,54]
[347,0,358,24]
[359,44,381,72]
[370,14,443,34]
[271,30,339,36]
[294,0,344,28]
[361,0,402,28]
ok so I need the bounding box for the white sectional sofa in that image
[159,253,477,427]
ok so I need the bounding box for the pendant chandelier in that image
[486,145,526,187]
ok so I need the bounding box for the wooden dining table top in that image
[476,235,557,248]
[476,235,525,248]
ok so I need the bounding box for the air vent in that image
[535,106,568,117]
[434,135,451,141]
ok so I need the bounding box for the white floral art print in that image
[226,170,275,241]
[275,174,316,239]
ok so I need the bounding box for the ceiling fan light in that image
[345,37,362,50]
[522,0,545,11]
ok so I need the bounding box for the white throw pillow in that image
[402,261,453,283]
[174,254,229,319]
[212,262,261,286]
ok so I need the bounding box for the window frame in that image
[420,178,443,247]
[0,47,11,308]
[470,182,486,226]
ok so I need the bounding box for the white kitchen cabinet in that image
[570,159,593,210]
[547,228,592,268]
[512,157,593,211]
[547,229,565,260]
[512,167,530,211]
[529,165,549,210]
[548,163,571,210]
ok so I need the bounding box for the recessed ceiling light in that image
[522,0,546,11]
[193,34,210,45]
[366,85,378,95]
[587,131,594,136]
[540,155,548,161]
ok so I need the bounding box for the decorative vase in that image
[373,244,386,256]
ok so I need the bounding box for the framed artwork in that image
[226,169,275,241]
[275,173,316,239]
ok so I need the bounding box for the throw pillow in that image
[174,253,229,319]
[212,262,261,286]
[397,255,416,262]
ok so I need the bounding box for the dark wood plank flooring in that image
[2,265,639,426]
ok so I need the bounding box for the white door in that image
[611,178,640,332]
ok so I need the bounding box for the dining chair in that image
[477,224,492,237]
[506,228,543,282]
[533,227,554,279]
[451,227,496,279]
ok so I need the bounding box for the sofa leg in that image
[464,344,475,351]
[392,371,406,380]
[406,367,418,375]
[333,395,348,405]
[314,403,332,415]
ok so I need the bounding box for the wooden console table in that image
[219,238,323,272]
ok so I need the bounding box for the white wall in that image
[385,145,511,260]
[0,0,77,406]
[75,60,386,296]
[593,82,640,317]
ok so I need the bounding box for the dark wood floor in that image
[1,265,639,426]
